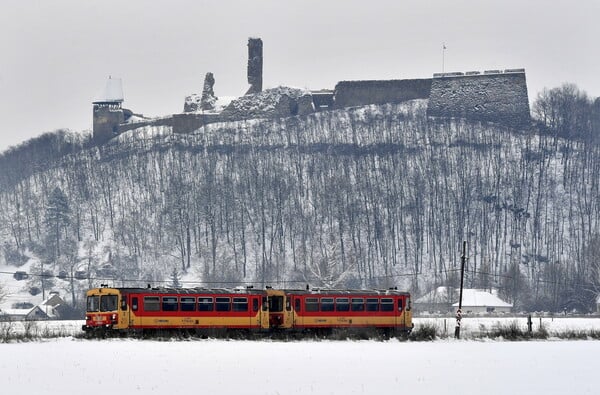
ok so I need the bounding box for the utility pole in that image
[454,241,466,339]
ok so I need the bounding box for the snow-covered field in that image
[4,316,600,337]
[1,337,598,395]
[1,317,599,394]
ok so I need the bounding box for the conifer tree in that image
[44,187,71,260]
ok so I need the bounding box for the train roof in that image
[283,288,411,296]
[89,286,410,296]
[97,286,266,295]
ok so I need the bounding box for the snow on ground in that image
[4,316,600,338]
[416,316,600,337]
[1,337,598,395]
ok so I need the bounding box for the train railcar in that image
[83,286,270,335]
[83,285,413,337]
[268,288,413,336]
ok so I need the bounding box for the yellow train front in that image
[83,286,270,335]
[83,286,413,337]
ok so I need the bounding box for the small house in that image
[452,289,512,314]
[0,306,49,321]
[414,286,457,314]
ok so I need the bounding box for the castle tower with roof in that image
[93,77,125,144]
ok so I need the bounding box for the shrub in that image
[409,322,438,341]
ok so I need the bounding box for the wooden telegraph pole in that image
[454,241,466,339]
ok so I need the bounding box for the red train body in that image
[83,286,413,337]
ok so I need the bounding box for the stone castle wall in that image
[333,79,432,109]
[427,70,530,128]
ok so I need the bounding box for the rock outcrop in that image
[200,72,217,111]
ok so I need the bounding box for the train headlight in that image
[112,314,117,320]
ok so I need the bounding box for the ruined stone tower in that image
[246,38,263,95]
[93,77,125,144]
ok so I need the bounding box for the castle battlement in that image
[92,39,531,144]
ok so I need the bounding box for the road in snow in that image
[1,338,597,395]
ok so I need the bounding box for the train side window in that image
[216,297,231,312]
[366,298,379,312]
[351,298,364,312]
[198,297,214,311]
[180,297,196,312]
[320,297,334,312]
[232,297,248,312]
[285,298,291,311]
[162,296,178,311]
[381,298,394,312]
[132,297,138,311]
[294,297,301,312]
[398,299,403,311]
[253,298,259,312]
[262,297,268,311]
[336,298,350,312]
[305,297,319,312]
[144,296,160,312]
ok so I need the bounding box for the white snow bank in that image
[1,338,598,395]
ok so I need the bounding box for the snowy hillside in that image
[0,101,598,314]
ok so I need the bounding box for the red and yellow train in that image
[82,285,413,337]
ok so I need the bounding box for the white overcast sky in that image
[0,0,598,152]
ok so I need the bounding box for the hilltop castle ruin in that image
[92,38,530,144]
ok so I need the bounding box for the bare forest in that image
[1,86,599,313]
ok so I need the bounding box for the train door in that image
[266,289,293,329]
[257,295,270,329]
[119,293,130,329]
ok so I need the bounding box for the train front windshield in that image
[87,294,118,312]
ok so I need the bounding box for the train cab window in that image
[253,298,259,312]
[232,297,248,312]
[320,298,334,312]
[120,297,127,311]
[132,297,138,311]
[336,298,350,312]
[366,298,379,312]
[305,297,319,312]
[398,299,403,311]
[87,295,99,312]
[198,297,214,311]
[100,295,118,312]
[162,296,178,311]
[216,297,231,312]
[180,297,196,312]
[381,298,394,312]
[294,298,301,312]
[144,296,160,312]
[351,298,364,312]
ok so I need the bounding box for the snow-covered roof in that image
[452,289,512,308]
[414,286,455,304]
[96,77,124,103]
[0,305,48,319]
